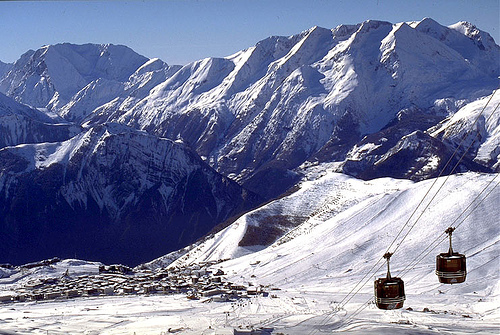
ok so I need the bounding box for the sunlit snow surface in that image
[0,171,498,334]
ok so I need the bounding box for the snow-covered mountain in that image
[58,57,181,122]
[430,92,500,171]
[340,91,499,181]
[0,92,80,148]
[77,18,499,198]
[0,17,498,267]
[1,19,497,199]
[0,123,261,266]
[0,43,150,112]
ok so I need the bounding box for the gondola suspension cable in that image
[397,175,499,278]
[306,90,497,334]
[346,240,500,328]
[335,175,499,331]
[304,260,387,335]
[344,95,500,319]
[391,100,498,257]
[388,95,498,257]
[344,92,497,306]
[340,296,373,328]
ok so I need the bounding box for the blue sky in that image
[0,0,498,65]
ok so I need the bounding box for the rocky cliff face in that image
[0,60,12,79]
[0,123,261,265]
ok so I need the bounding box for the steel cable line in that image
[304,261,386,335]
[391,100,499,257]
[340,296,374,328]
[397,174,499,278]
[340,92,498,309]
[306,90,497,334]
[302,196,402,334]
[389,95,498,255]
[343,246,500,329]
[338,175,499,330]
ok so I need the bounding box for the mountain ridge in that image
[0,122,262,265]
[0,18,498,266]
[78,19,497,195]
[0,43,150,109]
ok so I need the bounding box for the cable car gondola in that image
[374,252,405,310]
[436,227,466,284]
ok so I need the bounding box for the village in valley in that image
[0,258,279,334]
[0,258,276,304]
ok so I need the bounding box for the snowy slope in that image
[59,58,181,122]
[0,171,497,334]
[213,171,499,333]
[149,168,413,268]
[0,19,498,333]
[413,18,499,76]
[155,168,497,277]
[214,171,498,288]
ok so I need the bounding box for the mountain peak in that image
[357,19,392,33]
[0,43,149,109]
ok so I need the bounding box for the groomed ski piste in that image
[0,169,498,334]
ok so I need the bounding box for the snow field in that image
[1,172,495,333]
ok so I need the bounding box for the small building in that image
[84,287,100,296]
[233,327,273,335]
[230,284,246,291]
[44,291,61,300]
[212,295,230,302]
[247,286,259,295]
[65,289,80,298]
[0,294,13,303]
[13,294,27,302]
[31,293,45,301]
[201,288,226,297]
[102,286,114,295]
[122,286,135,294]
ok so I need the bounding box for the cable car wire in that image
[397,174,499,278]
[343,175,498,326]
[351,92,496,298]
[390,97,498,257]
[328,174,499,332]
[306,90,497,334]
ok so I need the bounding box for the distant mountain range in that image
[0,18,498,266]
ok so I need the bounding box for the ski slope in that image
[0,171,498,334]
